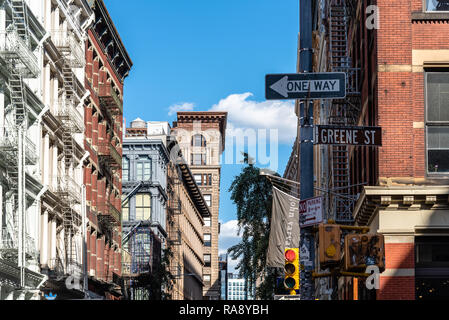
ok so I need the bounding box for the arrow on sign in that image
[270,76,289,97]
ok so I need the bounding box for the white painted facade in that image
[0,0,93,300]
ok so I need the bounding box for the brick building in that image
[83,0,132,299]
[166,136,211,300]
[284,0,449,300]
[172,112,227,300]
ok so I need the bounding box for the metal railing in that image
[50,30,85,68]
[25,135,37,164]
[98,83,123,114]
[98,142,122,168]
[0,29,39,78]
[54,101,85,133]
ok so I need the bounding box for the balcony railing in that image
[50,30,85,68]
[55,176,82,204]
[0,29,39,78]
[98,199,121,226]
[55,101,85,133]
[25,135,37,165]
[98,142,122,168]
[98,83,123,115]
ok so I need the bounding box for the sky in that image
[104,0,299,273]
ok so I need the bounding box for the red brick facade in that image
[83,0,132,299]
[352,0,449,300]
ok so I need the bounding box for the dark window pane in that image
[428,150,449,173]
[427,73,449,122]
[428,126,449,149]
[427,0,449,11]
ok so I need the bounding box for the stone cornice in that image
[354,185,449,225]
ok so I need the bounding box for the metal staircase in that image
[327,0,361,223]
[0,0,38,275]
[11,0,30,47]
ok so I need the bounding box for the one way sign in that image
[265,73,346,100]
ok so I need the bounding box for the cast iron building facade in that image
[122,119,169,300]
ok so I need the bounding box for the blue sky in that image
[104,0,299,270]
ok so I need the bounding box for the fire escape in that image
[326,0,361,223]
[0,0,43,290]
[53,27,85,276]
[96,80,122,277]
[166,167,182,299]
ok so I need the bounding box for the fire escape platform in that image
[0,258,46,289]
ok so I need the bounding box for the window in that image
[204,254,211,267]
[122,200,129,221]
[192,134,206,147]
[207,174,212,185]
[194,174,202,185]
[122,158,129,182]
[204,194,211,207]
[204,274,211,284]
[426,0,449,11]
[204,233,211,247]
[135,193,151,221]
[426,72,449,173]
[191,153,206,165]
[204,217,211,227]
[136,160,151,181]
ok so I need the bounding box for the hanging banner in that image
[266,187,300,268]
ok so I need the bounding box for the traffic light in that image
[319,224,341,266]
[284,248,299,294]
[344,233,385,272]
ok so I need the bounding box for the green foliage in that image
[227,153,277,299]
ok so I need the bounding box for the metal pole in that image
[299,0,315,300]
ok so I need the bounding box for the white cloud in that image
[220,219,241,239]
[210,92,296,144]
[168,102,195,116]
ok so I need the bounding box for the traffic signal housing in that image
[344,233,385,272]
[284,248,299,294]
[319,224,341,266]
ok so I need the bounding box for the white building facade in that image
[0,0,93,300]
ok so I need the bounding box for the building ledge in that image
[412,11,449,21]
[353,185,449,226]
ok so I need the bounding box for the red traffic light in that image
[285,249,296,262]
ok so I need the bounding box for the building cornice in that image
[354,185,449,226]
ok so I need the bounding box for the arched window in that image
[192,134,206,147]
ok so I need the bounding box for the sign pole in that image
[299,0,315,300]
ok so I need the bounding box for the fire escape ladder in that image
[328,0,361,223]
[9,71,26,126]
[61,65,78,274]
[11,0,30,47]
